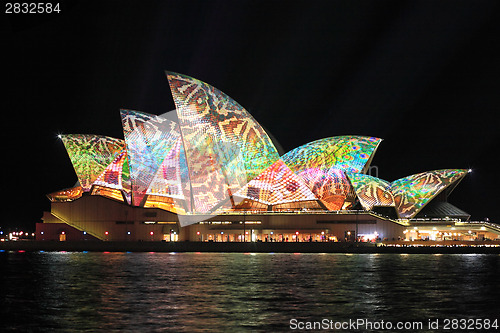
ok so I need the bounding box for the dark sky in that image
[4,0,500,230]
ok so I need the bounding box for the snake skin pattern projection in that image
[282,136,381,173]
[167,72,279,213]
[146,136,191,213]
[92,149,132,204]
[296,167,355,210]
[282,136,381,209]
[61,135,126,191]
[346,173,395,211]
[390,169,468,219]
[146,137,184,199]
[121,109,182,207]
[236,159,317,205]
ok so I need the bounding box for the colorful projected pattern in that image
[92,149,131,203]
[167,72,279,213]
[121,156,132,204]
[147,137,184,199]
[282,136,381,209]
[390,169,468,219]
[236,159,317,205]
[167,72,280,181]
[121,109,182,206]
[61,135,126,191]
[347,173,395,211]
[297,168,354,210]
[282,136,381,174]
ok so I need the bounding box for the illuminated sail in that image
[390,169,468,219]
[236,159,317,205]
[61,134,125,191]
[282,136,382,209]
[121,109,181,206]
[167,72,279,213]
[347,173,395,211]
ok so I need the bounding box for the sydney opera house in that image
[38,72,500,242]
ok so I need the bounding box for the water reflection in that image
[1,252,499,332]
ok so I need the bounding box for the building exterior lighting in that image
[42,72,475,242]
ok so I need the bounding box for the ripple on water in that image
[1,252,499,332]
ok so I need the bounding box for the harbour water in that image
[1,252,499,332]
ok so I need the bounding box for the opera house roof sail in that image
[347,169,468,219]
[50,72,470,226]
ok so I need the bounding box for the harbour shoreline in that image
[1,240,500,254]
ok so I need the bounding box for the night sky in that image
[4,0,500,230]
